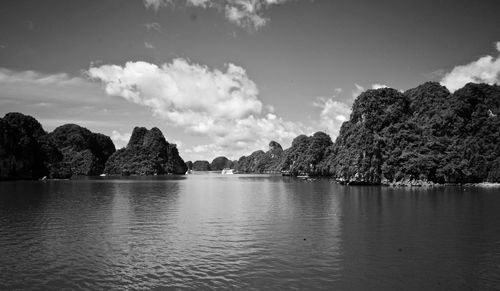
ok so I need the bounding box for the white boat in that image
[297,174,309,179]
[221,168,234,175]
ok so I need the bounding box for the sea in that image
[1,173,499,290]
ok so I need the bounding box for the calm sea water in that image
[1,174,499,290]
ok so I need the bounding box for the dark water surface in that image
[1,174,499,290]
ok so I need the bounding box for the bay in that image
[1,174,499,290]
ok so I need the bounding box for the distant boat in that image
[297,174,309,179]
[221,168,234,175]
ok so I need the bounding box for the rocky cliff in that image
[192,160,211,171]
[104,127,187,175]
[49,124,115,175]
[320,82,500,184]
[0,112,70,180]
[234,140,286,173]
[232,82,499,184]
[279,132,333,175]
[210,156,234,171]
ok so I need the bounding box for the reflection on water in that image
[0,175,499,290]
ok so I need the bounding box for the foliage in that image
[210,156,234,170]
[49,124,116,175]
[192,160,211,171]
[104,127,187,175]
[0,113,70,180]
[321,82,500,183]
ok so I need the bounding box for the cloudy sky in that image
[1,0,500,161]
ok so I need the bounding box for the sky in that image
[1,0,500,161]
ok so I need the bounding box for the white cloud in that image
[88,59,262,124]
[144,22,161,31]
[0,68,155,151]
[371,83,388,89]
[144,42,155,49]
[111,130,132,149]
[143,0,293,31]
[88,59,304,160]
[314,83,384,138]
[0,68,82,86]
[441,41,500,92]
[313,96,351,138]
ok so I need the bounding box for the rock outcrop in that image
[234,150,266,173]
[49,124,115,175]
[192,160,211,171]
[320,82,500,184]
[210,156,234,170]
[0,112,70,180]
[104,127,187,175]
[232,82,500,184]
[234,140,286,173]
[279,132,333,176]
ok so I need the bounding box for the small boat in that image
[99,173,106,177]
[221,168,234,175]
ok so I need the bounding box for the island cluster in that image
[1,82,499,185]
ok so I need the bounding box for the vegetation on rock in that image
[49,124,115,175]
[0,113,70,180]
[319,82,500,184]
[234,82,499,184]
[192,160,211,171]
[210,156,234,170]
[104,127,187,175]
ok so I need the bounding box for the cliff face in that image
[278,132,333,175]
[0,113,70,180]
[210,156,234,170]
[234,150,266,173]
[49,124,115,175]
[104,127,187,175]
[320,82,500,184]
[233,140,285,173]
[231,82,499,184]
[192,160,211,171]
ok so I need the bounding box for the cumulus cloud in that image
[314,83,390,138]
[88,59,304,159]
[441,41,500,92]
[313,96,351,138]
[143,0,293,30]
[111,130,132,149]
